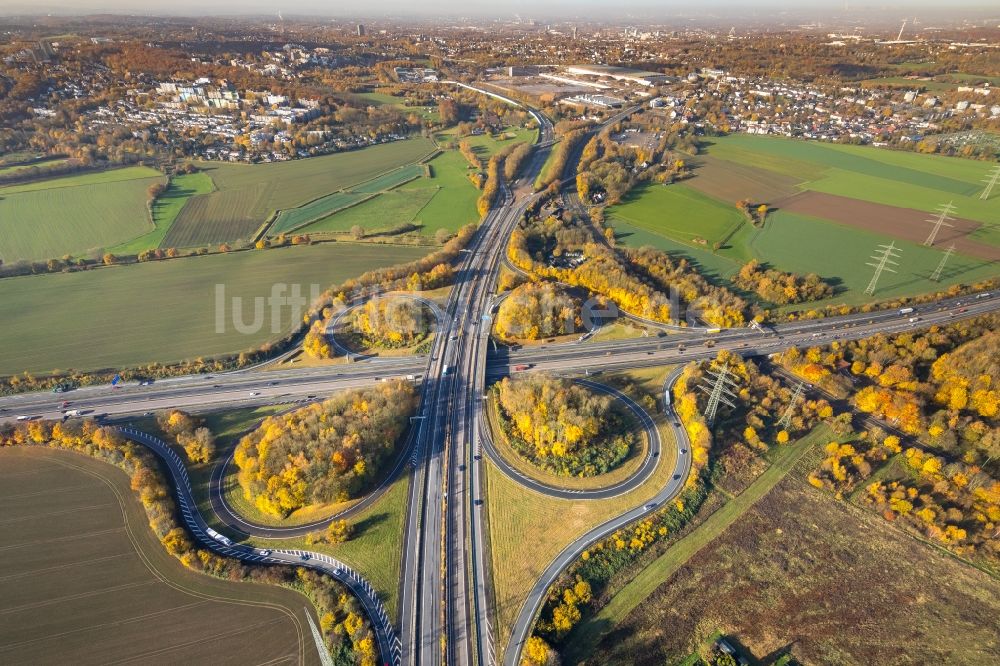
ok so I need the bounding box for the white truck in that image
[65,409,83,417]
[205,527,233,547]
[899,307,915,315]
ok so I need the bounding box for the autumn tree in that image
[234,382,416,517]
[495,282,580,341]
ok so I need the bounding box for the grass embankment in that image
[564,424,831,662]
[486,367,677,650]
[0,447,321,665]
[0,242,430,375]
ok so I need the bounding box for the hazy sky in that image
[4,0,1000,18]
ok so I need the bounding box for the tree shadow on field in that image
[352,510,389,538]
[761,641,801,666]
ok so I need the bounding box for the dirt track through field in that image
[776,190,1000,262]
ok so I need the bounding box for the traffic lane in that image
[498,296,1000,374]
[0,358,424,415]
[0,375,397,423]
[502,403,692,666]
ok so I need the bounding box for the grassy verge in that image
[133,403,409,620]
[485,375,678,649]
[245,473,411,621]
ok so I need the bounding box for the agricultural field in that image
[110,171,215,254]
[586,450,1000,666]
[0,166,164,262]
[609,184,750,260]
[0,242,430,375]
[609,134,1000,308]
[301,149,481,237]
[0,447,320,666]
[436,125,538,157]
[268,163,427,236]
[163,138,436,247]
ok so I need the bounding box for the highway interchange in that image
[2,88,999,666]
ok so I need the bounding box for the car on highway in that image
[673,474,682,480]
[249,391,261,396]
[61,401,70,408]
[300,554,311,561]
[646,502,659,509]
[258,549,272,556]
[681,449,688,454]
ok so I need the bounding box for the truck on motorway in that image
[205,527,233,547]
[899,307,915,315]
[513,364,532,371]
[442,365,451,375]
[64,409,83,417]
[705,328,722,334]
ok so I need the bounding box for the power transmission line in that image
[864,241,901,296]
[697,363,739,426]
[929,244,956,282]
[923,201,956,246]
[778,381,805,429]
[981,165,1000,201]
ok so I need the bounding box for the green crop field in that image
[609,183,750,255]
[350,163,425,193]
[404,151,481,231]
[611,134,1000,307]
[351,91,439,121]
[303,188,438,234]
[301,149,481,237]
[0,167,164,262]
[0,166,161,194]
[111,172,215,254]
[436,126,538,157]
[0,242,431,375]
[709,134,1000,231]
[0,447,321,666]
[751,211,998,307]
[269,192,373,236]
[163,138,436,247]
[267,163,428,236]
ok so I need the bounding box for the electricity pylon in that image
[929,244,956,282]
[981,165,1000,201]
[923,201,956,246]
[864,241,901,296]
[778,381,805,429]
[698,364,739,426]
